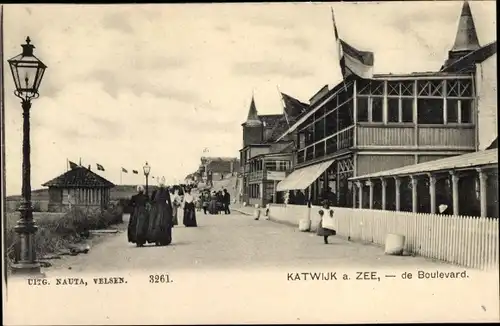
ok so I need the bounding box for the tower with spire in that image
[241,96,264,147]
[444,1,481,67]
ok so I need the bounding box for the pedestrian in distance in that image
[183,187,198,227]
[202,190,210,214]
[223,188,231,214]
[127,185,150,247]
[169,187,181,226]
[208,191,218,214]
[316,199,337,244]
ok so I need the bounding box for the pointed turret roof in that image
[243,96,262,126]
[450,1,480,53]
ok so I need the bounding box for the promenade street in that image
[44,211,451,275]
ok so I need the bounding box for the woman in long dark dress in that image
[148,181,174,246]
[208,191,218,215]
[128,185,150,247]
[183,188,198,227]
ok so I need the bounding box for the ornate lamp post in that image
[143,162,151,196]
[7,37,47,275]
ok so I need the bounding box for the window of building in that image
[298,132,306,149]
[314,142,325,159]
[387,98,399,122]
[460,99,473,123]
[325,110,337,133]
[314,119,325,143]
[338,101,353,129]
[278,161,289,171]
[305,147,314,161]
[447,99,459,123]
[314,106,325,120]
[401,98,413,122]
[417,98,444,124]
[326,137,337,155]
[357,97,369,122]
[297,150,305,164]
[371,97,384,122]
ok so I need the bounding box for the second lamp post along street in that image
[143,162,151,196]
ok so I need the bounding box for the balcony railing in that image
[248,171,264,182]
[297,126,354,164]
[356,124,475,149]
[357,125,414,147]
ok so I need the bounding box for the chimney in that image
[88,165,91,170]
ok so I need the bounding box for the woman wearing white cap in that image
[127,185,150,247]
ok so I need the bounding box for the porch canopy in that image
[276,159,335,192]
[350,149,498,181]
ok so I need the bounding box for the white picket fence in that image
[331,207,499,270]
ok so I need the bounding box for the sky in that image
[2,1,496,195]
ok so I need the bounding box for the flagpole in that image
[276,85,290,127]
[120,169,122,185]
[330,7,348,93]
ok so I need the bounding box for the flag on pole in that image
[96,163,105,171]
[68,160,78,170]
[281,92,308,120]
[331,8,374,80]
[122,167,128,173]
[132,170,138,174]
[276,85,290,127]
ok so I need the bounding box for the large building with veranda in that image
[275,1,497,217]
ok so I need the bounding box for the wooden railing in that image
[265,204,499,270]
[356,125,476,149]
[357,125,414,147]
[417,126,475,148]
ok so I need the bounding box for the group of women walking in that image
[198,189,231,215]
[127,181,198,247]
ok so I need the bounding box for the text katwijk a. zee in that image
[287,270,470,282]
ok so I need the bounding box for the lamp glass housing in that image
[143,162,151,175]
[8,37,47,99]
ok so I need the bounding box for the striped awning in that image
[276,159,335,192]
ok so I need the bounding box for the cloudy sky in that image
[2,1,496,195]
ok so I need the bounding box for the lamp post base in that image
[10,262,44,277]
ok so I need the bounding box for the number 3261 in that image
[149,274,172,283]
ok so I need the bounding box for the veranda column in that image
[477,168,488,217]
[450,171,460,215]
[394,177,401,211]
[411,175,418,213]
[428,173,437,214]
[367,180,374,209]
[381,178,387,210]
[356,181,363,209]
[352,182,357,208]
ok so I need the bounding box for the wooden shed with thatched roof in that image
[42,166,115,212]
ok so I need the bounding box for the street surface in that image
[44,210,451,275]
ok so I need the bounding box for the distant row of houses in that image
[237,1,498,218]
[185,157,240,186]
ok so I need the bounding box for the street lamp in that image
[8,37,47,275]
[143,162,151,196]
